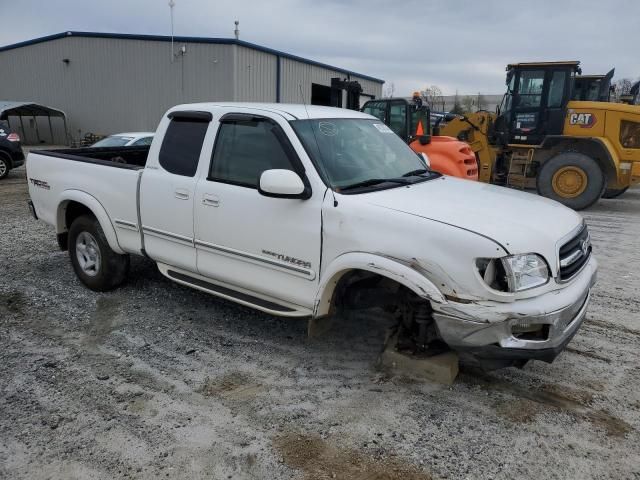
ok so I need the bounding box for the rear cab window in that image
[159,113,211,177]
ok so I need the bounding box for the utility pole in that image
[169,0,175,62]
[234,20,239,40]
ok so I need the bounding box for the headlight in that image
[476,254,549,292]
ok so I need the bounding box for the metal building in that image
[0,31,384,143]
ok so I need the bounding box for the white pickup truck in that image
[27,103,597,369]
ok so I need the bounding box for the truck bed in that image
[34,145,150,169]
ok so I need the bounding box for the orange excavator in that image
[362,95,478,180]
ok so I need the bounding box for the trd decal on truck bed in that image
[262,249,312,269]
[29,178,50,190]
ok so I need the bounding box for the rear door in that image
[139,111,212,271]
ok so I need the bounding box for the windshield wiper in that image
[401,168,430,177]
[339,177,411,191]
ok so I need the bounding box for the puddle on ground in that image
[274,432,432,480]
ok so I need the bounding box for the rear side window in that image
[209,119,296,187]
[159,119,209,176]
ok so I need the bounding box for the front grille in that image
[558,225,591,281]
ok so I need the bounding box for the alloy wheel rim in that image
[0,159,7,177]
[552,166,588,198]
[76,231,101,277]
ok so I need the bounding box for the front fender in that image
[313,252,446,317]
[56,190,124,254]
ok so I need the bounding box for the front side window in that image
[209,119,295,187]
[159,118,209,176]
[291,118,434,191]
[518,70,545,108]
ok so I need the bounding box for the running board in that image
[160,266,312,318]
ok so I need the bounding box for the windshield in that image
[92,136,133,147]
[291,118,433,191]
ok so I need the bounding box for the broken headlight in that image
[476,254,549,292]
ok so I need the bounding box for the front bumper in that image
[432,256,597,368]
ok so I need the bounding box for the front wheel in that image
[602,187,629,199]
[536,152,605,210]
[0,154,9,179]
[68,215,129,291]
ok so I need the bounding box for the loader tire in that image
[536,152,605,210]
[68,215,129,291]
[602,187,629,199]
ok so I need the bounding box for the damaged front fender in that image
[313,252,446,318]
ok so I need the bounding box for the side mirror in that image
[420,152,431,168]
[258,169,309,199]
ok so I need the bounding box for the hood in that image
[358,176,583,264]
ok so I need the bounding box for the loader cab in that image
[361,98,432,144]
[495,61,579,146]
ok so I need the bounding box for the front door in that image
[194,113,322,308]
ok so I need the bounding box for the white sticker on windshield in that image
[373,123,393,133]
[318,121,338,136]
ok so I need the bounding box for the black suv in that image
[0,120,25,179]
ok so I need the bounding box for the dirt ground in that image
[1,164,639,480]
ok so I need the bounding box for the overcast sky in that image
[1,0,638,96]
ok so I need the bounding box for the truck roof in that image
[167,102,374,121]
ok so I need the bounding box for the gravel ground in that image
[1,164,640,480]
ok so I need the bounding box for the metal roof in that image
[0,101,67,118]
[0,31,385,84]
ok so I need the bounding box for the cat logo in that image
[568,112,596,128]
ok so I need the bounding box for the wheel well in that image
[57,201,95,251]
[326,269,422,315]
[538,137,616,181]
[0,149,12,165]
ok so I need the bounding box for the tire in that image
[0,153,10,179]
[602,187,629,199]
[68,215,129,291]
[536,152,606,210]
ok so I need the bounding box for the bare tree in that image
[421,85,445,111]
[383,82,396,98]
[615,78,634,98]
[476,93,487,111]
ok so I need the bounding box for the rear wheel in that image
[0,153,10,179]
[536,152,605,210]
[68,215,129,291]
[602,187,629,199]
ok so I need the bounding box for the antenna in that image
[169,0,175,62]
[298,84,338,207]
[234,20,239,40]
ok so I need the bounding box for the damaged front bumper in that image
[432,257,597,369]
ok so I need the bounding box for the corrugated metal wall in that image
[0,36,234,139]
[233,45,277,102]
[0,35,383,142]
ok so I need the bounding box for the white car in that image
[91,132,154,147]
[26,103,597,370]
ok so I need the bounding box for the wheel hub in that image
[76,231,101,277]
[0,159,7,177]
[552,166,588,198]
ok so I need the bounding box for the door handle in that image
[174,189,190,200]
[202,193,220,207]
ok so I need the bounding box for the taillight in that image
[7,133,20,142]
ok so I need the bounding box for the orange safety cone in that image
[415,120,424,136]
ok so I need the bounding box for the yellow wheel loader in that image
[439,61,640,209]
